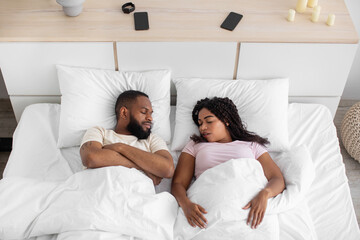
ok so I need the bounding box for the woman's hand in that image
[242,189,270,229]
[182,200,208,229]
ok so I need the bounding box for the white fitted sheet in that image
[3,103,360,240]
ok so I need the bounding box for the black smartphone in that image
[220,12,243,31]
[134,12,149,31]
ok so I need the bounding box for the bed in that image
[0,64,359,239]
[1,101,359,240]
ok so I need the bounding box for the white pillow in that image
[267,145,315,213]
[57,65,171,148]
[172,78,289,152]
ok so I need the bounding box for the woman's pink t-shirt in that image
[182,140,268,179]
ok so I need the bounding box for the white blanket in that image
[0,167,178,240]
[174,145,317,240]
[0,146,317,240]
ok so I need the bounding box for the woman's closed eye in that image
[198,121,213,127]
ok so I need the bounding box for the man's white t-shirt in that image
[81,126,169,154]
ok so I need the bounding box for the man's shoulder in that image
[147,133,169,152]
[148,133,164,141]
[86,126,107,134]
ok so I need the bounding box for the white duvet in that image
[0,167,178,240]
[174,145,317,240]
[0,145,317,240]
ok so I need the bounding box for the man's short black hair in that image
[115,90,149,120]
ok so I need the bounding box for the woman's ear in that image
[226,122,229,126]
[119,106,128,119]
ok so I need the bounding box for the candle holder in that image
[56,0,86,17]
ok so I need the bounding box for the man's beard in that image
[127,115,151,139]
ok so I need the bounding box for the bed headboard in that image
[0,42,357,122]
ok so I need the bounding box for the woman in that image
[171,97,285,230]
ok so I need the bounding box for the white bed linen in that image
[284,104,360,239]
[0,166,177,240]
[2,103,360,239]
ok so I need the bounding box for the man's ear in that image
[119,106,128,119]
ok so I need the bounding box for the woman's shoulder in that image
[233,140,266,148]
[232,140,253,145]
[183,139,210,151]
[184,139,196,148]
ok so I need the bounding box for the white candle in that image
[327,14,335,26]
[296,0,308,13]
[307,0,318,8]
[287,9,296,22]
[311,5,321,22]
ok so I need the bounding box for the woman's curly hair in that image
[191,97,269,146]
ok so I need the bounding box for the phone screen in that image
[221,12,243,31]
[134,12,149,31]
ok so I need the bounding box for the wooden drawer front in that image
[116,42,238,96]
[0,42,115,95]
[237,43,358,97]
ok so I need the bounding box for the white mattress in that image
[3,103,360,240]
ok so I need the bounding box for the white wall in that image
[343,0,360,100]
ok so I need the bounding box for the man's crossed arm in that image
[80,141,174,184]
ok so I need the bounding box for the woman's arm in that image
[243,152,285,229]
[171,152,208,229]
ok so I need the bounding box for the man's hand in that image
[144,171,163,185]
[80,141,139,169]
[103,143,164,185]
[103,142,174,179]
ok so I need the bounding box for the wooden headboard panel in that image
[0,42,115,121]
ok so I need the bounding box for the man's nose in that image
[146,113,153,122]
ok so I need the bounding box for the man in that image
[80,90,174,185]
